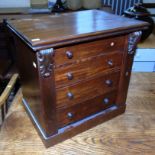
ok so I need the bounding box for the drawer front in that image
[57,91,117,128]
[55,52,123,88]
[56,71,120,108]
[54,36,125,66]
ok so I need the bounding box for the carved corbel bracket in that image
[128,31,142,55]
[37,48,55,78]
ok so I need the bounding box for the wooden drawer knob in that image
[67,92,74,99]
[66,51,73,59]
[107,60,113,67]
[103,98,109,104]
[105,80,113,86]
[67,112,74,118]
[66,72,74,80]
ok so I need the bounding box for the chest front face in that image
[53,35,127,128]
[6,10,146,147]
[34,31,140,131]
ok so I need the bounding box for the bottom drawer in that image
[57,91,117,128]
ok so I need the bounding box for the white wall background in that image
[0,0,30,8]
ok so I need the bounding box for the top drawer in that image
[54,35,126,66]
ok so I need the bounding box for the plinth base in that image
[22,98,126,148]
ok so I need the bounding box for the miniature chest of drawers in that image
[6,10,148,147]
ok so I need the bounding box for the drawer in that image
[56,70,120,108]
[57,91,117,128]
[54,36,125,66]
[0,49,9,59]
[55,52,123,88]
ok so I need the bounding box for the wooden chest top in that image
[6,10,148,49]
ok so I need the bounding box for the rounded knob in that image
[66,51,73,59]
[66,72,73,80]
[67,112,73,118]
[103,98,109,104]
[110,42,115,47]
[107,60,113,67]
[105,80,113,86]
[67,92,74,99]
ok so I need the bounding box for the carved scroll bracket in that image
[37,48,55,78]
[128,31,142,55]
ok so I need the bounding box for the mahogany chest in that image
[6,10,148,147]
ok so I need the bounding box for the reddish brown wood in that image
[36,49,58,136]
[56,70,120,108]
[55,51,123,88]
[57,91,117,128]
[54,36,125,66]
[6,10,148,49]
[14,37,58,137]
[6,10,148,147]
[0,23,12,77]
[116,32,142,106]
[44,105,126,147]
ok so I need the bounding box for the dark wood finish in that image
[14,37,58,137]
[6,10,148,147]
[56,70,120,108]
[0,14,51,80]
[0,60,12,78]
[6,10,148,49]
[0,19,18,80]
[0,23,12,78]
[36,49,58,136]
[55,51,123,88]
[57,91,117,128]
[116,31,142,106]
[54,36,125,66]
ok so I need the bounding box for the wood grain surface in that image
[0,72,155,155]
[56,70,120,109]
[57,91,117,128]
[54,35,125,67]
[54,52,123,88]
[6,10,148,48]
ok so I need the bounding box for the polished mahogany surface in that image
[54,35,125,67]
[7,10,148,48]
[6,10,149,147]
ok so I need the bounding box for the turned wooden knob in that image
[103,98,109,104]
[67,112,73,118]
[107,60,113,67]
[67,72,73,80]
[105,80,113,86]
[66,51,73,59]
[67,92,74,99]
